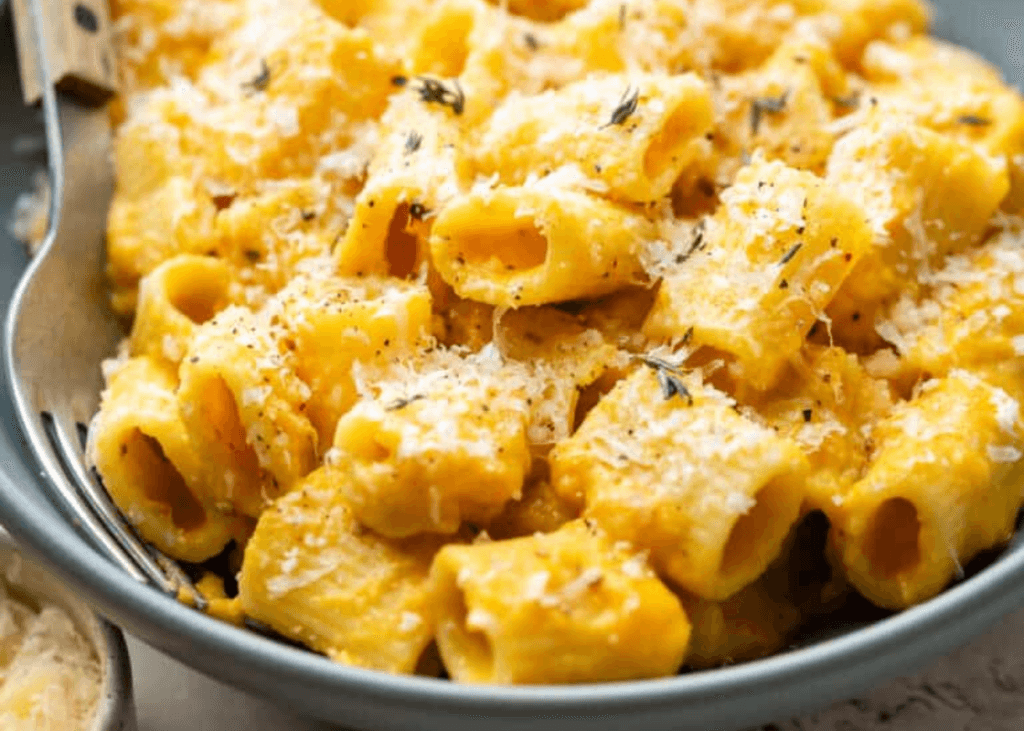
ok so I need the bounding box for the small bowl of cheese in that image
[0,528,134,731]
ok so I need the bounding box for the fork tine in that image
[45,411,187,596]
[50,417,207,610]
[24,411,149,584]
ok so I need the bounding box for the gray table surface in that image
[124,605,1024,731]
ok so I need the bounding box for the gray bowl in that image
[0,2,1022,730]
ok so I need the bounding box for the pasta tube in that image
[681,510,847,668]
[210,179,343,298]
[826,116,1010,348]
[713,42,850,177]
[88,357,238,562]
[274,275,434,444]
[748,346,895,514]
[239,468,442,674]
[644,157,872,391]
[475,73,714,203]
[874,228,1024,391]
[330,351,532,537]
[430,520,690,684]
[551,368,809,600]
[178,306,318,518]
[106,176,218,316]
[859,37,1024,213]
[129,255,233,367]
[833,371,1024,609]
[335,93,466,278]
[430,185,651,307]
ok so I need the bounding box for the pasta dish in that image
[87,0,1024,683]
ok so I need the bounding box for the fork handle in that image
[11,0,118,105]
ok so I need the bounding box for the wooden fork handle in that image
[11,0,118,105]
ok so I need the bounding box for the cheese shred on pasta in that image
[89,0,1024,683]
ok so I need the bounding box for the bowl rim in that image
[1,415,1024,718]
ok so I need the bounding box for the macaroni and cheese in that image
[88,0,1024,683]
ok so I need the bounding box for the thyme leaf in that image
[603,86,640,128]
[656,369,693,404]
[675,220,707,265]
[405,131,423,154]
[750,90,790,135]
[413,76,465,115]
[640,356,694,405]
[958,114,993,127]
[242,59,271,95]
[779,242,803,266]
[387,394,426,412]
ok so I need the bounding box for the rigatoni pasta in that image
[129,255,234,367]
[550,368,809,600]
[644,156,873,390]
[824,116,1011,349]
[329,349,532,537]
[430,184,651,307]
[832,371,1024,609]
[88,357,240,562]
[475,73,715,203]
[89,0,1024,687]
[177,305,318,518]
[239,468,441,673]
[431,520,691,684]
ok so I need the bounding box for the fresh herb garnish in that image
[779,242,802,266]
[413,76,465,115]
[603,86,640,129]
[405,131,423,154]
[750,90,790,135]
[958,114,992,127]
[242,59,271,95]
[640,356,694,405]
[387,394,426,412]
[675,220,707,264]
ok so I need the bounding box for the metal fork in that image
[5,0,201,604]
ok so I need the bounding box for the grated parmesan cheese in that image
[7,170,50,256]
[0,573,101,731]
[988,445,1023,464]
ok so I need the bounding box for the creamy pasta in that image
[86,0,1024,683]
